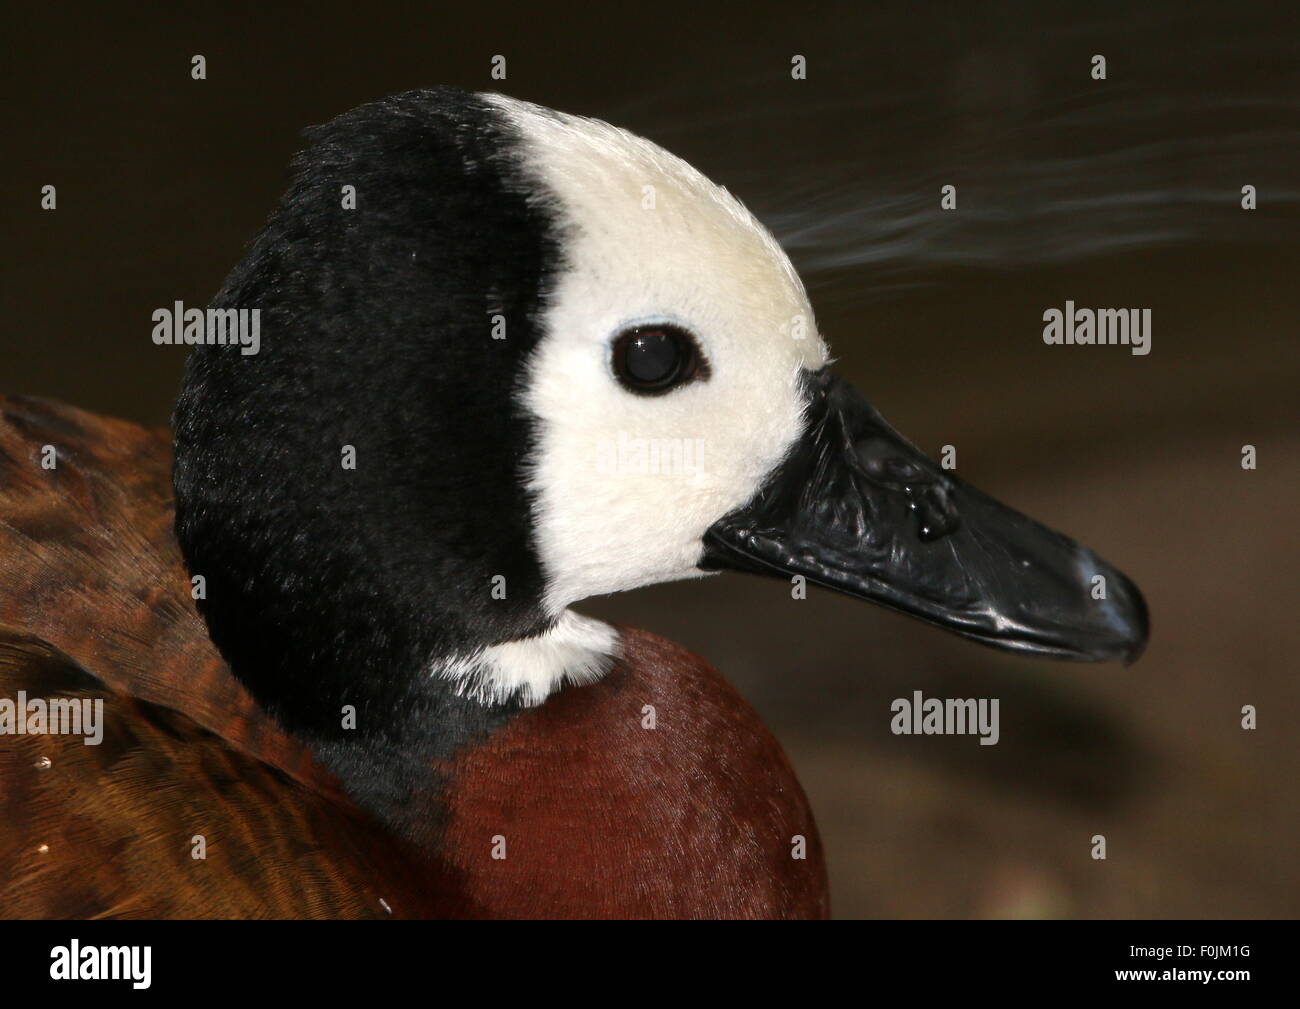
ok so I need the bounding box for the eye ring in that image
[610,324,710,396]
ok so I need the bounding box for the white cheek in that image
[502,94,828,613]
[523,276,820,614]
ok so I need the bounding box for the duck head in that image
[174,89,1147,762]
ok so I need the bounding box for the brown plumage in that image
[0,631,456,919]
[0,396,828,918]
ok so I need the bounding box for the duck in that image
[0,88,1147,920]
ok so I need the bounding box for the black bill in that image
[702,370,1148,662]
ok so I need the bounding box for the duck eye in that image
[611,325,708,395]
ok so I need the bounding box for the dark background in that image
[6,2,1297,917]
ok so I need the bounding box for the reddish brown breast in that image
[438,628,830,919]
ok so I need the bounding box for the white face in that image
[494,95,830,615]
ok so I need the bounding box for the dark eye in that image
[611,325,708,395]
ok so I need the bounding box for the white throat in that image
[433,610,619,707]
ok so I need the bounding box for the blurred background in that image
[6,2,1297,917]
